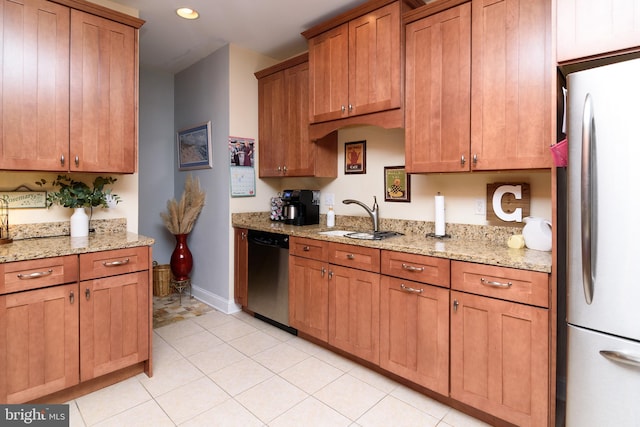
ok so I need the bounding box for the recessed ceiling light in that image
[176,7,199,20]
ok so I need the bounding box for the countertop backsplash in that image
[9,218,127,240]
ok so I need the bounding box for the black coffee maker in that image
[281,190,319,226]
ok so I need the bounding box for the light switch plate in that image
[324,193,335,206]
[474,199,486,215]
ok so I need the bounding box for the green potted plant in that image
[36,175,121,237]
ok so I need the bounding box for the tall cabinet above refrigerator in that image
[565,57,640,426]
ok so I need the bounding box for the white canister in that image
[522,217,552,251]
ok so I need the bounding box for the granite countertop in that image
[232,213,552,273]
[0,232,155,264]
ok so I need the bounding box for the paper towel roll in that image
[435,193,445,236]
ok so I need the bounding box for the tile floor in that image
[67,309,493,427]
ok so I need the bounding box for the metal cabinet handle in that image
[400,283,423,294]
[60,155,65,166]
[402,263,424,272]
[321,267,326,277]
[303,246,310,251]
[328,270,333,279]
[103,258,130,267]
[277,166,282,172]
[348,104,353,112]
[453,299,459,313]
[472,154,478,165]
[341,105,346,113]
[480,277,512,288]
[70,291,75,304]
[283,166,287,173]
[241,232,246,240]
[460,155,466,165]
[85,288,91,300]
[346,254,355,260]
[17,269,53,280]
[600,350,640,368]
[75,156,79,166]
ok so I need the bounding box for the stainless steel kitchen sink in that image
[344,231,403,240]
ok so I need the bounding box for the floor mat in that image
[153,294,214,329]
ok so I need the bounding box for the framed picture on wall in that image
[384,166,411,202]
[344,141,366,174]
[177,121,213,170]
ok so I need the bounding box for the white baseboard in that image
[190,284,242,315]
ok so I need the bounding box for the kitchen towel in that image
[435,193,445,236]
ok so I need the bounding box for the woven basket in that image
[153,263,172,297]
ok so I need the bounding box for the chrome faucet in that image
[342,196,379,232]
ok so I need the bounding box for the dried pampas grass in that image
[161,174,206,234]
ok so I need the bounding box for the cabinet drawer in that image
[289,237,328,261]
[80,247,149,281]
[451,261,549,307]
[329,242,380,273]
[1,256,79,295]
[381,250,450,288]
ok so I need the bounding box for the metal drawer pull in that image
[303,246,310,251]
[400,284,423,294]
[347,254,355,260]
[402,263,424,272]
[480,277,512,288]
[17,269,53,280]
[600,350,640,368]
[103,258,130,267]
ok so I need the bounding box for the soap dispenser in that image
[326,205,335,227]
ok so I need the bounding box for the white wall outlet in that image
[324,193,335,206]
[474,198,486,215]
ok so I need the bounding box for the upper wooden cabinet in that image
[256,54,337,178]
[0,0,70,171]
[303,0,422,139]
[0,0,143,173]
[404,2,471,173]
[470,0,553,170]
[557,0,640,63]
[70,10,137,173]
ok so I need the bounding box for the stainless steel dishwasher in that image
[247,230,296,334]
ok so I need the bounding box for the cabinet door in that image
[283,61,316,177]
[328,264,379,364]
[557,0,640,62]
[0,0,69,171]
[470,0,553,170]
[348,2,401,117]
[80,271,148,381]
[405,3,471,173]
[257,70,286,177]
[308,23,349,123]
[0,283,79,404]
[289,256,329,341]
[450,291,549,427]
[380,276,449,395]
[234,228,248,306]
[70,10,136,173]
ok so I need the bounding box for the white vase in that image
[70,207,89,237]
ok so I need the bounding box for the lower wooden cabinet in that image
[450,290,549,427]
[0,283,79,403]
[80,271,149,381]
[0,246,152,403]
[328,264,380,364]
[289,255,329,341]
[379,275,449,395]
[234,228,248,307]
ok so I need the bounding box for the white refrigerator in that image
[566,57,640,426]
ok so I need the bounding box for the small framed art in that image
[177,121,213,170]
[344,141,366,174]
[384,166,411,202]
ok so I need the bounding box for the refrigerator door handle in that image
[581,93,596,304]
[600,350,640,368]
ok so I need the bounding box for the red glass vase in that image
[170,233,193,281]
